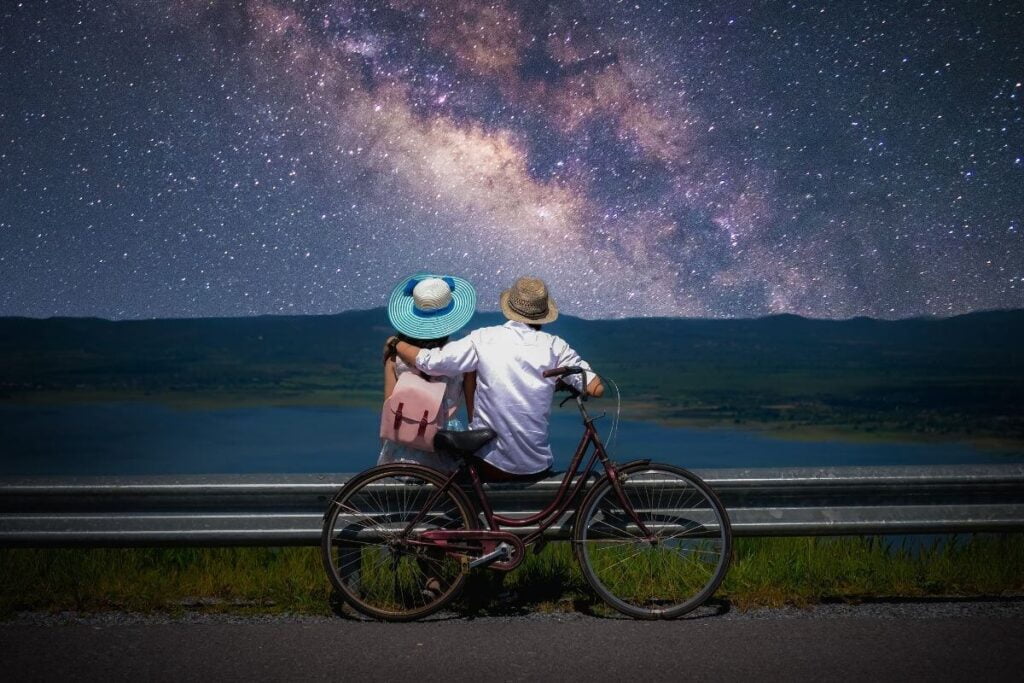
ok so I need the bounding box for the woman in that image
[378,274,476,473]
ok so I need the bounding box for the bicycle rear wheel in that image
[574,462,732,619]
[321,464,476,621]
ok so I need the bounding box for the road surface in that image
[4,601,1023,681]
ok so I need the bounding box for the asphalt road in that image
[4,602,1024,681]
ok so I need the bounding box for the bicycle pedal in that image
[468,543,511,569]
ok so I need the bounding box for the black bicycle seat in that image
[434,428,497,456]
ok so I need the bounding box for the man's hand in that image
[384,335,418,367]
[382,335,400,363]
[587,375,605,398]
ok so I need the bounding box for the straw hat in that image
[500,276,559,325]
[387,273,477,339]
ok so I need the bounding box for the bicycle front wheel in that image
[321,464,476,621]
[574,463,732,619]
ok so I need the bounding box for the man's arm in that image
[387,334,479,378]
[555,338,604,398]
[390,339,421,368]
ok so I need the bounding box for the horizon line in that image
[2,305,1022,325]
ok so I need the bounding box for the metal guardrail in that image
[1,465,1022,547]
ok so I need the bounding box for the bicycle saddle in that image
[433,428,497,456]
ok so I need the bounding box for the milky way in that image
[2,0,1022,320]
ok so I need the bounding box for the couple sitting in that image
[380,274,604,481]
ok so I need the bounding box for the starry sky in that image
[2,0,1022,320]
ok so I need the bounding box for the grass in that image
[2,535,1022,618]
[722,535,1024,609]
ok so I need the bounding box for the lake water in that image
[1,402,1021,476]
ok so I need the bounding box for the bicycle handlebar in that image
[543,366,585,378]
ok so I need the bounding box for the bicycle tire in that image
[321,464,477,621]
[573,462,732,619]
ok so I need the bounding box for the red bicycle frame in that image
[400,393,654,550]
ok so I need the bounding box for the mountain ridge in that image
[2,306,1021,326]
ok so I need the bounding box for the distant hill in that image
[1,307,1022,386]
[1,308,1022,440]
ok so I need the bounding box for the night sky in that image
[2,1,1022,320]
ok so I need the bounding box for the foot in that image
[421,576,443,600]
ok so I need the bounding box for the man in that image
[389,276,603,479]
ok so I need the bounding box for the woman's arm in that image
[462,371,477,422]
[383,357,397,400]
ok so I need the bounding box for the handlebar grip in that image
[543,366,584,378]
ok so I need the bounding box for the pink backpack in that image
[379,371,454,452]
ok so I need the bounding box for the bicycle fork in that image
[603,463,658,543]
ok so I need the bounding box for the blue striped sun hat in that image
[387,273,477,340]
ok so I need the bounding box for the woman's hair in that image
[383,333,450,364]
[399,332,449,349]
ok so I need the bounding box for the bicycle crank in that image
[468,542,511,569]
[419,529,526,572]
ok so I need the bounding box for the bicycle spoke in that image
[596,546,651,576]
[334,501,395,540]
[588,539,648,550]
[657,519,705,544]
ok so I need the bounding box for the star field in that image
[1,0,1022,319]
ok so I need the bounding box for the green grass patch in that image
[723,535,1024,609]
[0,546,332,617]
[2,535,1022,618]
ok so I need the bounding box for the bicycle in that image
[321,366,732,621]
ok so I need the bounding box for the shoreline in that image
[3,389,1022,454]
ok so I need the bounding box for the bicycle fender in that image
[323,462,479,528]
[615,459,652,471]
[324,462,431,506]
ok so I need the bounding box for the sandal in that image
[421,576,443,600]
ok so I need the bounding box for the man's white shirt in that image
[415,320,593,474]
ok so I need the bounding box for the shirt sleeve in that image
[415,333,479,377]
[555,337,594,391]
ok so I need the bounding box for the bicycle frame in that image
[400,395,654,549]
